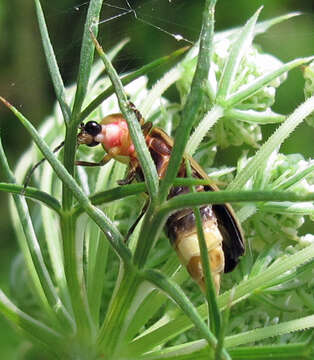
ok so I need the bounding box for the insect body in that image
[77,111,244,293]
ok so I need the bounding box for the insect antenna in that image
[23,141,65,192]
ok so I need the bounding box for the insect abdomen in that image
[166,203,225,293]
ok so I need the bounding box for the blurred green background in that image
[0,0,313,357]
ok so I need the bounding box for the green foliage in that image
[0,1,313,359]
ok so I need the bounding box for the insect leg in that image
[23,140,65,192]
[124,198,149,243]
[75,153,113,167]
[141,121,153,136]
[117,167,136,185]
[129,102,144,125]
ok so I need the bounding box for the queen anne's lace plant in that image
[0,1,313,359]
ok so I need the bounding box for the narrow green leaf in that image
[143,269,232,360]
[71,0,103,118]
[185,160,221,335]
[260,202,314,216]
[229,343,312,360]
[225,315,314,348]
[34,0,71,124]
[186,104,224,156]
[0,289,62,349]
[160,191,314,215]
[273,162,314,191]
[135,340,208,360]
[97,269,143,354]
[228,95,314,191]
[225,108,285,124]
[224,57,314,107]
[0,182,61,214]
[159,0,217,202]
[215,12,301,42]
[74,176,225,216]
[140,64,184,119]
[90,32,159,200]
[87,162,125,324]
[217,7,262,100]
[89,38,130,86]
[254,12,301,35]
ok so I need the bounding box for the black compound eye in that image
[84,121,102,136]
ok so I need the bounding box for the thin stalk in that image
[97,267,142,356]
[159,0,217,202]
[143,269,231,360]
[133,203,159,267]
[0,183,61,214]
[224,56,314,108]
[74,177,223,216]
[34,0,71,123]
[0,289,62,350]
[186,104,224,156]
[160,190,314,214]
[133,0,218,272]
[91,31,159,200]
[215,289,233,360]
[194,207,221,335]
[216,7,262,100]
[186,160,221,335]
[225,315,314,348]
[58,2,102,341]
[229,343,312,360]
[71,0,103,119]
[273,162,314,191]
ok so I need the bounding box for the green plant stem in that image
[91,31,159,200]
[194,206,221,334]
[186,104,224,156]
[132,0,218,273]
[73,178,224,216]
[34,0,71,123]
[273,162,314,191]
[216,7,262,100]
[97,267,142,356]
[60,3,103,340]
[0,182,61,214]
[71,0,103,118]
[185,160,221,335]
[229,343,312,360]
[159,0,217,203]
[160,190,314,214]
[225,315,314,348]
[224,57,314,107]
[143,269,231,360]
[0,289,62,351]
[215,290,233,360]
